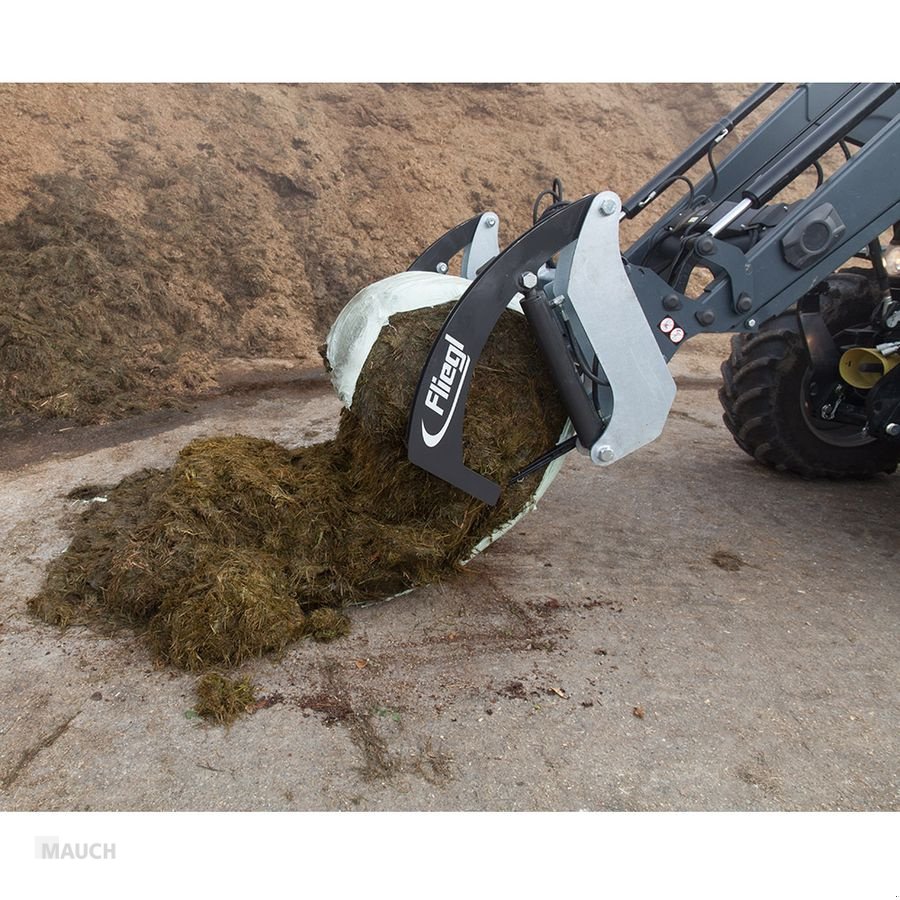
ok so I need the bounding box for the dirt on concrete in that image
[0,368,897,811]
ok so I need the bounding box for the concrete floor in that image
[0,374,897,811]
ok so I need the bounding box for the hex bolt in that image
[517,271,538,292]
[746,318,758,328]
[485,215,497,227]
[597,446,615,462]
[599,197,618,216]
[436,262,449,274]
[887,422,900,436]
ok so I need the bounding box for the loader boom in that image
[406,83,900,501]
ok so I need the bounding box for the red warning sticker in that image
[670,327,685,343]
[659,316,675,334]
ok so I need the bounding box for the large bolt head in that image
[517,271,538,291]
[599,197,618,216]
[436,262,449,274]
[485,215,497,227]
[598,446,615,462]
[886,422,900,436]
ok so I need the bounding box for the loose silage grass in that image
[29,302,567,716]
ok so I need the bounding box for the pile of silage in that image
[29,302,567,674]
[0,176,218,425]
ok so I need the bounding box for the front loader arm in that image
[406,82,900,504]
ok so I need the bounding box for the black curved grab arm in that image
[406,195,595,504]
[408,214,486,273]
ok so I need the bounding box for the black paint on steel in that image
[797,292,842,382]
[866,364,900,439]
[693,236,755,316]
[627,91,900,359]
[408,213,484,273]
[622,83,781,219]
[405,83,900,499]
[626,84,858,265]
[508,435,578,485]
[520,290,605,450]
[742,84,898,206]
[407,195,594,505]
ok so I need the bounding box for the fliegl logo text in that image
[421,333,470,448]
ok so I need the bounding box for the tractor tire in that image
[718,274,900,478]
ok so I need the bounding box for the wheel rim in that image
[800,370,874,448]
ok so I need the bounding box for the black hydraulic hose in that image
[520,292,604,450]
[622,82,781,219]
[561,316,608,385]
[742,83,898,206]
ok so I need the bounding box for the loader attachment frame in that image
[405,82,900,503]
[407,196,593,504]
[407,192,678,504]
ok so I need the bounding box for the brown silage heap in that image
[30,302,567,677]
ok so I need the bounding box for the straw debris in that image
[30,302,567,710]
[195,672,258,725]
[307,608,351,643]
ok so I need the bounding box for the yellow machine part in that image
[839,347,900,389]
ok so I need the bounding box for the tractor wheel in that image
[718,274,900,478]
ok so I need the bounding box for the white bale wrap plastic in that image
[325,271,570,561]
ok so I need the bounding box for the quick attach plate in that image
[554,192,676,466]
